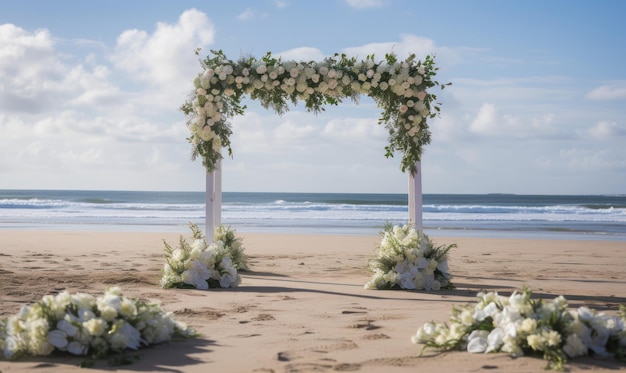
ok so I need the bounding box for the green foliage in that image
[365,224,455,291]
[414,287,626,371]
[214,225,248,271]
[182,49,450,174]
[160,223,247,289]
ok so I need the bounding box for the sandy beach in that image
[1,230,625,372]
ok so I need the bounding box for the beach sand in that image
[1,230,625,372]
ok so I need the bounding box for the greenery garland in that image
[180,49,449,174]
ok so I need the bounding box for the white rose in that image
[120,298,137,319]
[83,318,107,337]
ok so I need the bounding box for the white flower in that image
[47,329,69,349]
[563,333,587,357]
[97,293,122,322]
[83,318,107,337]
[486,327,505,352]
[219,273,239,288]
[119,298,137,319]
[67,341,88,355]
[107,321,141,351]
[56,319,79,337]
[467,330,489,353]
[27,318,54,356]
[399,273,416,290]
[189,259,215,288]
[527,333,545,351]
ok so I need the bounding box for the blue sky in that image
[1,0,624,194]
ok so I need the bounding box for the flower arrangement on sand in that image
[160,223,248,289]
[365,224,455,291]
[412,287,626,370]
[0,287,195,363]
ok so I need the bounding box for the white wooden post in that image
[205,170,215,242]
[205,160,223,241]
[214,159,222,229]
[408,161,423,230]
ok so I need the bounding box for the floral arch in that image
[180,49,448,240]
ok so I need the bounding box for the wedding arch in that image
[180,50,448,240]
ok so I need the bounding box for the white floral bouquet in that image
[160,223,247,289]
[365,224,455,291]
[0,287,196,361]
[412,287,626,370]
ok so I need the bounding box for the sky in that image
[1,0,625,195]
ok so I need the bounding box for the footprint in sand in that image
[251,313,275,321]
[362,333,390,340]
[350,320,381,330]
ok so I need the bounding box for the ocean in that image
[1,189,625,241]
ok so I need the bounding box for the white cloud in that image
[237,8,269,20]
[111,8,214,90]
[273,119,318,146]
[430,113,466,142]
[237,8,256,20]
[468,102,559,139]
[322,117,383,145]
[587,121,626,139]
[276,47,326,61]
[559,148,626,170]
[342,34,437,60]
[586,82,626,100]
[345,0,389,9]
[469,103,498,134]
[0,24,69,113]
[0,12,209,187]
[274,0,288,9]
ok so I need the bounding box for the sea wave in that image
[1,191,625,239]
